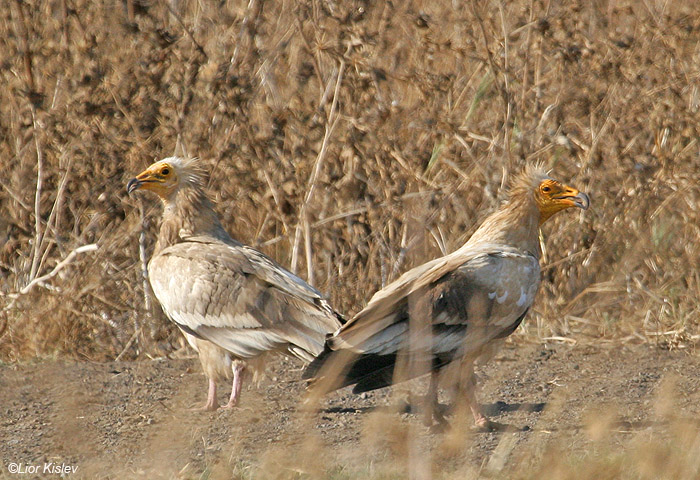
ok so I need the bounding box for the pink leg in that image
[460,362,500,430]
[463,373,490,429]
[221,362,246,409]
[190,378,219,411]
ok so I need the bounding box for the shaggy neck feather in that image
[155,180,231,254]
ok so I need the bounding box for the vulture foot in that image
[472,418,509,432]
[189,402,219,412]
[220,400,239,410]
[428,418,450,434]
[189,378,219,411]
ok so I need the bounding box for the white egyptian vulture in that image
[304,165,589,429]
[127,157,343,410]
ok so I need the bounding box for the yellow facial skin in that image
[126,161,178,199]
[536,179,590,225]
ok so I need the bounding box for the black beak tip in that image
[577,192,590,210]
[126,178,140,195]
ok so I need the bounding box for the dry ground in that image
[2,341,700,479]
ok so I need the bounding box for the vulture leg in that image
[190,378,219,411]
[423,370,439,426]
[460,361,501,431]
[425,370,449,431]
[222,361,246,409]
[463,370,489,429]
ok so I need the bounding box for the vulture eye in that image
[161,167,170,175]
[542,186,551,193]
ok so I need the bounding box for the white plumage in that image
[304,166,589,429]
[128,157,342,410]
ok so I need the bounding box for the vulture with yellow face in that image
[127,157,343,410]
[303,166,589,429]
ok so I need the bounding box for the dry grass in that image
[1,0,700,476]
[191,379,700,480]
[3,0,698,360]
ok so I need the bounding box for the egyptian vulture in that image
[127,157,343,410]
[303,166,589,429]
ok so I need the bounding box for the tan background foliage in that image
[1,0,699,361]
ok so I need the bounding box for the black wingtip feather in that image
[304,349,400,393]
[346,353,398,393]
[305,347,460,394]
[302,343,334,380]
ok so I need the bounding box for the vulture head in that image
[512,165,590,225]
[127,157,206,200]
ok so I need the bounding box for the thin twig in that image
[260,191,437,249]
[540,336,577,344]
[261,169,292,236]
[37,153,73,266]
[290,60,345,280]
[541,247,593,271]
[28,108,44,282]
[12,0,45,283]
[4,244,99,311]
[470,3,508,107]
[138,199,152,315]
[303,215,314,285]
[126,0,135,24]
[115,327,141,362]
[295,16,326,100]
[12,0,36,94]
[60,0,70,47]
[229,0,263,69]
[521,0,535,122]
[1,182,32,212]
[164,2,207,157]
[21,244,98,295]
[498,1,513,166]
[164,0,207,59]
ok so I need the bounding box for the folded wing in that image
[149,236,342,362]
[304,245,539,391]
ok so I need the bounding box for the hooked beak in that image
[555,188,590,210]
[126,168,163,195]
[569,191,590,210]
[126,177,142,194]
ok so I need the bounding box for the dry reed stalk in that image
[138,199,152,316]
[229,0,263,69]
[10,0,43,284]
[28,108,44,283]
[290,60,345,282]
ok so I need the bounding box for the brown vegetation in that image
[2,1,700,477]
[3,0,698,361]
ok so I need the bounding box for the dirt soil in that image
[2,341,699,479]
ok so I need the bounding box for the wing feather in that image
[148,237,342,359]
[330,245,539,358]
